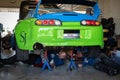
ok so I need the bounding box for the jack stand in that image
[41,50,52,71]
[67,50,77,71]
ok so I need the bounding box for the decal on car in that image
[20,31,26,45]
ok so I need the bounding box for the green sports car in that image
[14,0,104,60]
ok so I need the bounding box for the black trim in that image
[41,0,96,6]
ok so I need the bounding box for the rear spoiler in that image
[33,0,100,19]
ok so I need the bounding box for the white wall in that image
[98,0,120,35]
[0,8,19,37]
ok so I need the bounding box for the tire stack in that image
[101,18,117,52]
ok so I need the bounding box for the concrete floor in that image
[0,62,120,80]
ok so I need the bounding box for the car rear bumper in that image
[15,22,104,50]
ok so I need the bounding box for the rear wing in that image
[32,0,100,19]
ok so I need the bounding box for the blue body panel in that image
[37,12,97,21]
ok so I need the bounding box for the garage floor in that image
[0,62,120,80]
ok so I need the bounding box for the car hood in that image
[36,11,97,22]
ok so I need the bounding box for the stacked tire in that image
[101,18,117,52]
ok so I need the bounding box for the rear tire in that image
[88,46,101,58]
[16,45,29,61]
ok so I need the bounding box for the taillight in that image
[42,20,49,25]
[81,20,100,26]
[35,19,61,26]
[35,20,42,25]
[49,20,55,25]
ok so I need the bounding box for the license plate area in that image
[64,30,80,38]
